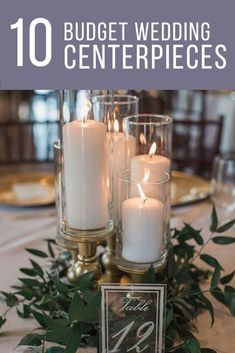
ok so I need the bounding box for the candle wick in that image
[137,183,148,204]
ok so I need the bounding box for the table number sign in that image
[101,284,166,353]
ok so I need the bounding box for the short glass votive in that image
[60,90,113,241]
[116,169,171,274]
[123,114,172,173]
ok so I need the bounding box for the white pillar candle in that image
[106,120,136,224]
[122,197,164,263]
[130,146,170,200]
[131,154,170,177]
[63,119,109,230]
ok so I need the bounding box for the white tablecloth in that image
[0,201,234,353]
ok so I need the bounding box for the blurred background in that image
[0,89,235,179]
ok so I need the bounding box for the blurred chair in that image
[0,91,59,164]
[170,90,209,121]
[0,121,59,163]
[172,115,224,178]
[128,90,174,114]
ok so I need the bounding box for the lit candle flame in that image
[140,133,147,145]
[137,168,150,203]
[114,119,119,133]
[149,142,157,157]
[106,110,110,128]
[143,168,150,182]
[108,118,111,132]
[81,99,92,123]
[122,119,126,132]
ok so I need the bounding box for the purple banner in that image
[0,0,234,89]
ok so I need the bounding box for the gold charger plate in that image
[0,172,55,206]
[171,171,210,207]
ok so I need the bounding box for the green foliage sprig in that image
[0,206,235,353]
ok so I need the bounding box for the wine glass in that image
[211,153,235,218]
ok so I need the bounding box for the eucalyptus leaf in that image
[74,271,95,289]
[0,316,6,329]
[211,266,221,289]
[165,305,174,328]
[183,224,204,245]
[80,288,97,303]
[68,291,86,322]
[199,295,214,326]
[0,291,19,306]
[85,293,101,323]
[17,304,31,318]
[173,300,195,321]
[200,254,224,270]
[65,323,81,353]
[211,287,225,305]
[224,285,235,293]
[46,239,56,258]
[183,338,201,353]
[221,271,235,284]
[75,292,101,324]
[26,248,48,258]
[175,269,193,284]
[210,205,218,232]
[44,316,70,331]
[170,349,185,353]
[18,333,42,346]
[168,247,177,278]
[53,276,69,295]
[46,347,66,353]
[225,290,235,316]
[15,289,34,300]
[216,220,235,233]
[30,259,44,277]
[31,310,49,328]
[19,267,38,277]
[45,327,72,345]
[212,236,235,245]
[45,238,57,244]
[174,243,195,259]
[18,278,43,287]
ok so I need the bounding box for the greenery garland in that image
[0,206,235,353]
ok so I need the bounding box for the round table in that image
[0,200,234,353]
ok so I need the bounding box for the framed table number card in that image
[100,284,167,353]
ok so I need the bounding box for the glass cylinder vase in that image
[92,94,139,226]
[53,139,62,227]
[54,139,78,250]
[92,94,139,128]
[60,90,113,241]
[116,169,170,273]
